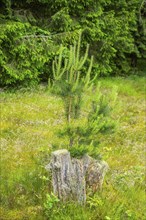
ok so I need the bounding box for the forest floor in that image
[0,75,145,220]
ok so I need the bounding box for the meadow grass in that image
[0,75,145,219]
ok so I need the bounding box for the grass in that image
[0,75,145,219]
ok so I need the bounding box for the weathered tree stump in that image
[46,149,108,204]
[82,155,109,192]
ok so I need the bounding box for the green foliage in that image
[0,0,145,87]
[63,84,117,158]
[0,21,58,86]
[69,144,101,159]
[44,0,145,75]
[51,34,94,122]
[44,193,59,215]
[50,8,73,33]
[0,0,11,17]
[51,37,117,157]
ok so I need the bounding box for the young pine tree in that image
[50,34,117,157]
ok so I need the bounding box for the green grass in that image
[0,76,145,219]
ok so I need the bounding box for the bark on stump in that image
[46,149,108,204]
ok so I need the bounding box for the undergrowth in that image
[0,75,145,219]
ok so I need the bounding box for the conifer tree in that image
[51,33,94,124]
[50,34,117,155]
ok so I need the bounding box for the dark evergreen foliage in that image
[0,0,145,86]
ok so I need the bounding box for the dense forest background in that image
[0,0,146,86]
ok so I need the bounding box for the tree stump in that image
[82,154,109,192]
[46,149,108,204]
